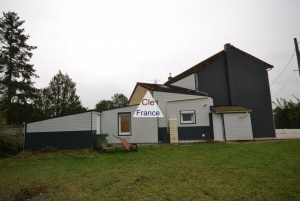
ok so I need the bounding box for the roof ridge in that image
[133,82,209,96]
[230,45,273,68]
[164,50,224,85]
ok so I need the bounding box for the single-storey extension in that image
[25,83,253,149]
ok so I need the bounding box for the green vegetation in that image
[0,140,300,201]
[95,93,128,112]
[273,97,300,128]
[40,146,59,153]
[0,11,38,125]
[33,70,87,120]
[0,134,23,158]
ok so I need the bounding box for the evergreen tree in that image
[0,12,38,125]
[33,70,86,118]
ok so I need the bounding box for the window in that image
[119,113,131,135]
[180,111,196,124]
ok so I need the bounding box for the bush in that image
[0,134,23,158]
[40,146,59,152]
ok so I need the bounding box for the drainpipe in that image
[240,111,248,118]
[166,96,208,133]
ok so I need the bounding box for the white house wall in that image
[153,91,213,127]
[224,113,253,140]
[27,112,92,133]
[170,74,196,90]
[212,113,224,141]
[91,111,100,132]
[101,105,158,144]
[167,99,211,127]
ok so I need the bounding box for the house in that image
[24,43,274,149]
[164,43,275,138]
[25,110,100,150]
[25,84,213,149]
[128,82,255,142]
[128,83,214,143]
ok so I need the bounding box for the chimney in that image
[168,73,172,81]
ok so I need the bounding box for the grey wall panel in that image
[27,112,92,133]
[197,55,231,105]
[158,126,212,142]
[231,48,275,138]
[178,126,212,140]
[196,49,275,138]
[153,91,213,128]
[171,74,195,90]
[24,130,95,150]
[224,113,253,140]
[158,127,169,143]
[225,44,238,105]
[213,113,224,141]
[101,105,158,144]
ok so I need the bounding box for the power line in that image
[270,51,295,86]
[272,72,294,98]
[293,70,300,90]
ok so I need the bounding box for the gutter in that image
[215,110,252,114]
[166,96,208,133]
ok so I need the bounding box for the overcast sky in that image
[1,0,300,109]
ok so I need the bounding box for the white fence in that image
[276,129,300,139]
[276,129,300,134]
[0,126,24,135]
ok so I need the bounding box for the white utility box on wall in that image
[169,119,178,143]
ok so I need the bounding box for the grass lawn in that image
[0,140,300,201]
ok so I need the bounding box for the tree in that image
[33,70,86,118]
[0,12,38,125]
[95,100,114,112]
[273,97,300,129]
[95,93,128,111]
[111,93,128,108]
[31,88,52,119]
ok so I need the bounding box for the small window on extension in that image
[180,111,195,124]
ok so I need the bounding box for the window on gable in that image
[119,113,131,135]
[180,111,195,124]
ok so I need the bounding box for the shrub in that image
[0,134,24,158]
[40,146,59,152]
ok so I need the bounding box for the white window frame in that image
[180,110,196,124]
[118,113,131,136]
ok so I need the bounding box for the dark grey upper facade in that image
[165,44,275,138]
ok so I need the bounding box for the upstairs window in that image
[180,111,196,124]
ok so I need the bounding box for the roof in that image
[26,110,99,124]
[164,51,224,85]
[136,82,209,96]
[210,106,252,114]
[231,45,274,69]
[165,45,273,85]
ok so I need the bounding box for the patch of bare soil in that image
[13,184,47,201]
